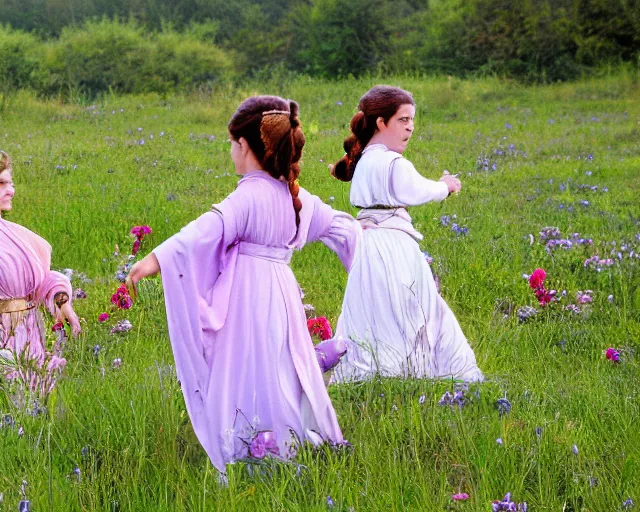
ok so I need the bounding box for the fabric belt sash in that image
[0,296,36,314]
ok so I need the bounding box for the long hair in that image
[228,96,305,227]
[332,86,414,182]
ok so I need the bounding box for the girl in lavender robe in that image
[0,151,81,379]
[329,86,483,383]
[126,96,360,474]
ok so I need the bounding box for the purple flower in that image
[418,395,426,405]
[496,438,504,446]
[112,358,122,368]
[495,397,512,416]
[73,288,87,299]
[622,498,634,509]
[505,123,512,129]
[327,496,335,508]
[571,444,579,455]
[19,500,31,512]
[250,431,279,459]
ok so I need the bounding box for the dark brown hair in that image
[332,86,414,182]
[0,151,12,174]
[228,96,305,226]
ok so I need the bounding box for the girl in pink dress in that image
[126,96,360,474]
[0,150,81,383]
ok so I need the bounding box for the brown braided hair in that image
[228,96,305,227]
[0,151,12,174]
[332,86,414,182]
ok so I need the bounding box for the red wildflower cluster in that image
[307,316,333,341]
[529,268,554,306]
[130,225,152,255]
[111,285,133,310]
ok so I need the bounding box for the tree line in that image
[0,0,638,98]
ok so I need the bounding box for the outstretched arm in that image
[389,158,460,205]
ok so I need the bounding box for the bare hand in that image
[125,265,140,299]
[440,175,462,195]
[59,302,82,337]
[328,164,336,177]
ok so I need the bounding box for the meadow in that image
[0,71,639,511]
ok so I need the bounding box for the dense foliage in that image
[0,0,638,97]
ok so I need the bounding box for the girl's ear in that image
[376,116,387,132]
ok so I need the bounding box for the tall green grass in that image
[0,72,639,510]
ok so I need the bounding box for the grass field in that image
[0,71,639,511]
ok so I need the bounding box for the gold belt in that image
[0,297,36,314]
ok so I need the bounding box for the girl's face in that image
[376,103,415,154]
[0,169,15,212]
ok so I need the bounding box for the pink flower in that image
[51,321,65,332]
[605,348,620,363]
[307,316,333,341]
[132,239,141,256]
[130,225,152,239]
[98,313,110,323]
[452,493,469,501]
[529,268,546,289]
[111,285,133,309]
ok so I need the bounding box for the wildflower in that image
[327,496,335,508]
[495,397,512,417]
[418,395,426,405]
[505,123,512,129]
[452,493,469,501]
[110,319,133,335]
[19,500,31,512]
[98,313,110,323]
[539,227,561,241]
[605,348,620,363]
[423,252,434,264]
[130,225,152,255]
[73,288,87,299]
[564,304,581,314]
[528,269,546,289]
[496,438,504,446]
[576,290,593,304]
[72,467,81,481]
[93,345,101,357]
[622,498,634,509]
[517,306,537,323]
[608,295,614,303]
[535,426,542,439]
[307,317,333,341]
[250,431,279,459]
[51,321,65,333]
[492,493,527,511]
[112,358,122,368]
[440,214,456,226]
[111,285,133,310]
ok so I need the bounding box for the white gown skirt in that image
[332,227,483,382]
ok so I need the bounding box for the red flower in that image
[529,268,546,289]
[307,316,333,341]
[51,321,65,332]
[605,348,620,362]
[132,239,141,256]
[98,313,110,323]
[535,287,552,306]
[130,225,152,239]
[111,285,133,310]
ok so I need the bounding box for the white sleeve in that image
[389,158,449,206]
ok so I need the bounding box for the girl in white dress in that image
[330,86,483,383]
